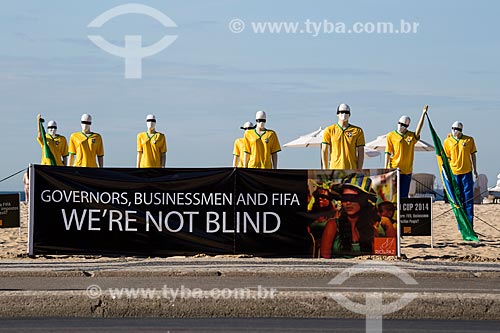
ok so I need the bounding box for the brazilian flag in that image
[39,118,58,166]
[426,115,478,241]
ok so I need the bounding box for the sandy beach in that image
[1,201,499,261]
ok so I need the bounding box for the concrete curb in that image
[1,269,500,279]
[1,261,500,279]
[1,259,499,319]
[1,291,499,320]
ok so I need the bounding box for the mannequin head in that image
[240,121,255,131]
[255,111,267,130]
[81,114,92,133]
[336,103,350,125]
[47,120,57,136]
[451,121,463,139]
[146,114,156,131]
[397,115,411,134]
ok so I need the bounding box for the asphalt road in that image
[1,318,500,332]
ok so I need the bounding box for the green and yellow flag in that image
[38,118,58,166]
[426,115,478,241]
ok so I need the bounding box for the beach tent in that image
[474,174,488,204]
[409,173,436,198]
[284,127,381,157]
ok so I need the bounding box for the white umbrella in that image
[283,127,381,158]
[283,127,324,148]
[365,134,435,152]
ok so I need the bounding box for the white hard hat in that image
[452,121,463,129]
[255,110,266,120]
[81,114,92,123]
[398,115,411,126]
[337,103,350,113]
[240,121,254,130]
[47,120,57,128]
[146,114,156,122]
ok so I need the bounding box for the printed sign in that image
[373,237,397,256]
[0,194,20,228]
[29,166,399,257]
[400,197,432,236]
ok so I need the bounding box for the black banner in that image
[0,194,20,228]
[235,169,309,256]
[400,197,432,236]
[30,166,398,257]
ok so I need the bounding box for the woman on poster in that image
[320,173,379,258]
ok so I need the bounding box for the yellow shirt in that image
[37,134,68,166]
[137,132,167,168]
[385,130,419,174]
[322,124,365,169]
[68,132,104,167]
[243,129,281,169]
[444,134,477,175]
[232,137,246,168]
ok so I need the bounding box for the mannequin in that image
[68,114,104,167]
[243,111,281,169]
[137,114,167,168]
[385,105,428,198]
[232,121,254,167]
[444,121,478,227]
[321,103,365,170]
[36,114,68,166]
[23,169,29,202]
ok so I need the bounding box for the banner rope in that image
[410,177,499,232]
[0,168,27,184]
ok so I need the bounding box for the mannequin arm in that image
[356,146,364,169]
[271,153,278,169]
[136,152,142,168]
[36,114,42,141]
[415,105,428,139]
[321,144,329,170]
[243,153,249,168]
[97,156,104,168]
[161,153,166,168]
[471,152,478,178]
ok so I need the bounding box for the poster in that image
[306,170,398,258]
[0,193,20,228]
[29,165,398,257]
[400,197,432,236]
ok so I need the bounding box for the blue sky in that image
[1,0,499,190]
